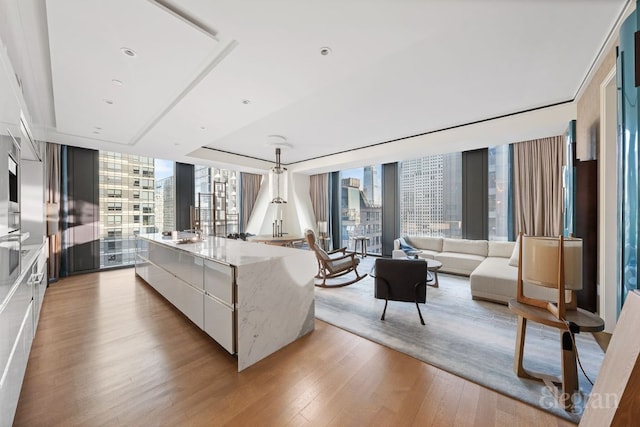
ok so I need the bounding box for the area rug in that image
[314,270,605,423]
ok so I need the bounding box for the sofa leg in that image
[381,299,388,321]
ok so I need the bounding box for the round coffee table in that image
[405,256,442,287]
[425,259,442,288]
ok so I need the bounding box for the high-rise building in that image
[488,145,510,240]
[400,153,461,237]
[99,152,156,268]
[362,166,381,205]
[155,176,175,233]
[339,176,382,254]
[193,165,240,235]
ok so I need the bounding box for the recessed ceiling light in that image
[94,126,102,130]
[103,99,114,105]
[121,47,137,57]
[112,79,123,86]
[174,142,181,146]
[200,126,206,130]
[241,99,250,105]
[319,47,332,56]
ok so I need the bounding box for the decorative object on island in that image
[304,229,366,287]
[508,234,604,411]
[272,205,284,237]
[268,135,290,204]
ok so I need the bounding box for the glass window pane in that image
[154,158,175,233]
[399,153,462,238]
[488,145,511,241]
[193,165,240,236]
[99,150,157,268]
[338,166,382,255]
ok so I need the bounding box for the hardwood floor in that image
[14,269,575,426]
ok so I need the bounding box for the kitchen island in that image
[135,233,316,371]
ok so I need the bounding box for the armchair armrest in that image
[327,247,347,255]
[327,252,356,262]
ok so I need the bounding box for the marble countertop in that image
[138,233,313,267]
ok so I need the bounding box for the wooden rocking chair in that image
[304,229,367,287]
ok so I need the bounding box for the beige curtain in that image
[240,172,262,232]
[46,143,61,281]
[309,173,329,224]
[513,136,564,237]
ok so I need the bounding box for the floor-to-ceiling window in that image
[399,153,462,237]
[338,166,382,255]
[194,165,240,236]
[154,159,175,233]
[488,145,511,240]
[99,151,158,267]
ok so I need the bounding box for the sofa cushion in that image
[441,238,488,257]
[488,241,515,258]
[406,236,443,252]
[435,252,485,275]
[470,257,563,304]
[417,250,438,260]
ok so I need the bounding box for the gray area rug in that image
[314,269,604,423]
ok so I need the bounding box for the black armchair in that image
[374,258,427,325]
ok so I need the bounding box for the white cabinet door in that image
[138,259,204,329]
[204,260,234,305]
[148,242,204,290]
[204,295,235,354]
[0,302,33,427]
[0,272,33,377]
[173,278,204,329]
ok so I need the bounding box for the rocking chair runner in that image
[304,229,367,287]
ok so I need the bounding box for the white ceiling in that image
[2,0,631,172]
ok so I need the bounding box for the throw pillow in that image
[508,235,520,267]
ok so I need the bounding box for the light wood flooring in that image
[14,268,575,426]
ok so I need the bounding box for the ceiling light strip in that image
[128,39,238,146]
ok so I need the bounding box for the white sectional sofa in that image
[392,236,488,276]
[392,236,558,304]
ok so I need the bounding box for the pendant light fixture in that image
[268,135,289,204]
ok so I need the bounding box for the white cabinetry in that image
[0,243,46,427]
[204,260,235,353]
[135,234,315,371]
[135,239,236,354]
[142,243,205,329]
